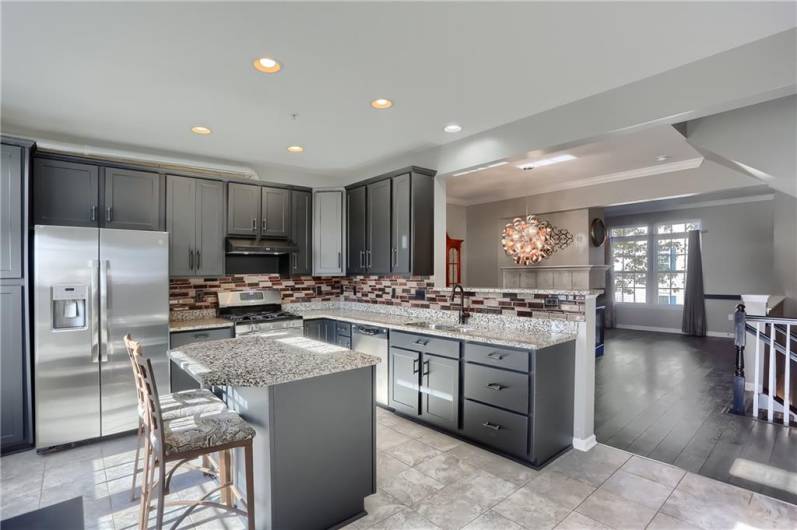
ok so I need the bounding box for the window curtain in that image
[604,236,615,329]
[681,230,706,336]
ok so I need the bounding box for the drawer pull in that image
[486,383,506,391]
[414,339,429,346]
[412,358,420,374]
[422,360,430,376]
[487,352,506,360]
[482,422,502,431]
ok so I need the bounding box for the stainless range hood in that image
[226,238,297,256]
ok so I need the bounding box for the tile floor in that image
[1,408,796,529]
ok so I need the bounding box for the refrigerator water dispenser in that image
[52,284,88,329]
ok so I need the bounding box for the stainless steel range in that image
[218,289,303,338]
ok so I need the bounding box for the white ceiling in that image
[445,125,704,205]
[2,2,795,180]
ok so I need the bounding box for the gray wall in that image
[773,191,797,316]
[463,203,599,287]
[606,198,775,335]
[446,203,468,284]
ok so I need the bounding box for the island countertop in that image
[168,335,381,387]
[298,309,577,350]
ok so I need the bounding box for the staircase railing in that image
[733,304,797,425]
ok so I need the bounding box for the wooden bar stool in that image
[124,337,227,501]
[125,336,256,529]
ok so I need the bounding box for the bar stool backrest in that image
[123,335,165,454]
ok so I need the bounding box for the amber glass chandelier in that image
[501,215,574,265]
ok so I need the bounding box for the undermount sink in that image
[405,322,474,333]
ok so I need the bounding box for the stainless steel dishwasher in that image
[352,324,389,406]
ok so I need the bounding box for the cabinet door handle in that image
[188,249,194,270]
[486,383,506,391]
[359,250,364,268]
[90,205,97,222]
[487,352,506,361]
[262,219,267,231]
[422,360,430,376]
[338,252,341,269]
[412,358,420,374]
[105,207,113,223]
[251,218,257,231]
[482,422,502,431]
[196,249,201,270]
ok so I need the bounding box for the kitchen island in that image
[169,335,381,530]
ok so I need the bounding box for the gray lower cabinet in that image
[366,179,391,274]
[290,190,312,275]
[347,186,367,274]
[167,175,225,276]
[389,346,420,416]
[303,319,323,341]
[463,399,528,459]
[33,158,99,227]
[103,167,162,230]
[1,284,28,452]
[421,353,459,430]
[227,182,260,236]
[1,145,22,279]
[262,186,290,238]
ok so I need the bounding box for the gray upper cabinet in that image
[313,190,344,275]
[290,190,312,275]
[167,175,224,277]
[345,167,435,276]
[391,173,411,274]
[33,158,99,227]
[227,182,260,236]
[103,167,161,230]
[347,186,367,274]
[195,179,225,276]
[167,175,196,276]
[1,145,22,279]
[367,180,392,274]
[261,186,290,238]
[1,285,27,451]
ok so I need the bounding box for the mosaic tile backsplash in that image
[169,275,587,321]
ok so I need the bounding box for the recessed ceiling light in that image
[191,126,211,135]
[443,124,462,133]
[253,57,282,73]
[287,145,304,153]
[656,155,671,162]
[516,154,576,171]
[370,98,393,110]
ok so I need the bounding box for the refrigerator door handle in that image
[90,259,100,363]
[100,259,111,362]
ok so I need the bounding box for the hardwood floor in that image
[596,328,797,505]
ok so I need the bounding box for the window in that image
[655,222,700,305]
[609,220,700,306]
[610,225,648,304]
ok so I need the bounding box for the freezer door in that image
[34,225,101,448]
[99,229,170,436]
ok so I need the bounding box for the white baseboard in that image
[572,435,597,452]
[615,324,732,338]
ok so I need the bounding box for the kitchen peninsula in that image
[169,335,381,530]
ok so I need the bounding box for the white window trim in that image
[610,220,701,308]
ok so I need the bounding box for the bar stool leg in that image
[155,456,167,529]
[245,441,255,529]
[139,446,153,530]
[219,449,233,507]
[131,420,144,501]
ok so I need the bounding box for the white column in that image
[740,294,776,392]
[572,294,597,451]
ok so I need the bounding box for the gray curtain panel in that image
[604,237,615,329]
[682,230,707,336]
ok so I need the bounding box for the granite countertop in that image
[168,335,381,387]
[169,318,234,332]
[299,309,576,350]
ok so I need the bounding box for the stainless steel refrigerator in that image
[33,225,169,449]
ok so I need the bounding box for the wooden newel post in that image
[732,304,746,414]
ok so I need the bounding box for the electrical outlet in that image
[728,313,734,321]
